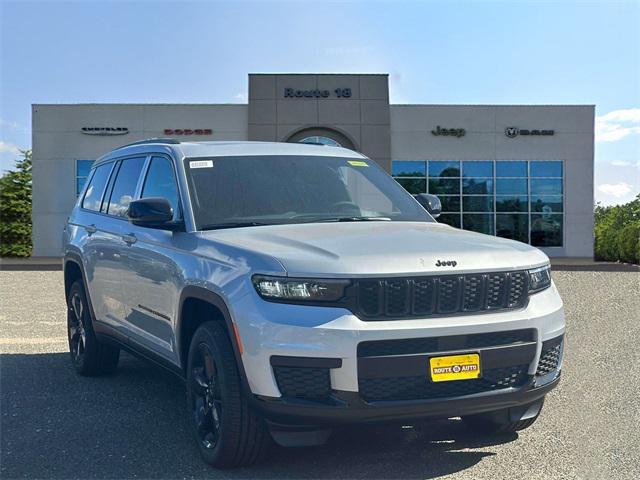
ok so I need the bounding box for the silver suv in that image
[63,140,565,468]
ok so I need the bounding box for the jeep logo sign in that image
[431,126,466,138]
[505,127,554,138]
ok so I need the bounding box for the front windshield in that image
[184,155,434,230]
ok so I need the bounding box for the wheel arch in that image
[177,286,248,386]
[64,257,83,298]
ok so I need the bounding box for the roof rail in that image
[117,138,181,148]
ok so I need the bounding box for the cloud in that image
[232,92,248,103]
[611,160,632,167]
[595,108,640,142]
[0,141,21,155]
[597,182,634,198]
[0,118,30,135]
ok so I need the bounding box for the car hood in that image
[201,221,549,277]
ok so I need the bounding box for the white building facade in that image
[32,73,594,257]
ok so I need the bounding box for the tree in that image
[594,193,640,264]
[0,149,32,257]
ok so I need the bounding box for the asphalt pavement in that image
[1,269,639,479]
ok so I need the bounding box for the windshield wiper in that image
[200,217,392,230]
[315,216,392,223]
[199,221,270,231]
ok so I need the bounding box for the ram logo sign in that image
[505,127,554,138]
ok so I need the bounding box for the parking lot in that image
[1,269,639,479]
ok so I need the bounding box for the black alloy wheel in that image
[68,289,87,365]
[66,280,120,376]
[191,343,223,450]
[186,321,270,468]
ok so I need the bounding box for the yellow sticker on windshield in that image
[348,160,369,167]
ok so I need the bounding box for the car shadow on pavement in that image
[1,352,516,480]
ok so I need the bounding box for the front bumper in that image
[251,374,560,426]
[234,281,565,399]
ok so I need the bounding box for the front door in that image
[120,155,183,363]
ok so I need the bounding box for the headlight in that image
[528,265,551,293]
[252,275,349,302]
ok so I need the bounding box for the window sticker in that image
[190,160,213,169]
[348,160,368,167]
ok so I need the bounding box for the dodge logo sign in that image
[505,127,554,138]
[164,129,213,135]
[81,127,129,136]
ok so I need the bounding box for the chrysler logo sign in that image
[505,127,554,138]
[81,127,129,136]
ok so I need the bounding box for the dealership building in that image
[32,73,595,258]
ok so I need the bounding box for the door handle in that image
[122,234,137,245]
[85,224,97,235]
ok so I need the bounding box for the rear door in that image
[77,160,129,336]
[91,155,148,337]
[119,154,184,362]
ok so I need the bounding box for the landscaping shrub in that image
[594,194,640,264]
[0,150,32,257]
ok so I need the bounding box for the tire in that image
[186,321,270,468]
[462,399,544,434]
[67,280,120,376]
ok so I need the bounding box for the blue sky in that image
[1,0,638,205]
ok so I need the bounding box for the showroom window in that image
[76,160,94,196]
[299,136,342,147]
[392,160,564,246]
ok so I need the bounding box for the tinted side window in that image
[106,157,146,217]
[141,156,179,216]
[82,163,112,211]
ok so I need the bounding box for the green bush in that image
[594,194,640,264]
[0,150,32,257]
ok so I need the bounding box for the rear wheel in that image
[462,398,544,434]
[187,321,270,468]
[67,280,120,376]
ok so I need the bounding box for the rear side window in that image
[141,156,179,217]
[105,157,146,217]
[81,163,112,211]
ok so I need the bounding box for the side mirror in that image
[414,193,442,218]
[127,197,182,230]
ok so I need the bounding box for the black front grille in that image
[357,329,535,357]
[273,366,331,400]
[536,342,562,376]
[355,271,529,320]
[359,364,529,402]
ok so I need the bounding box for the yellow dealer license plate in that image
[429,353,481,382]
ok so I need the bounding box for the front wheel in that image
[186,321,270,468]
